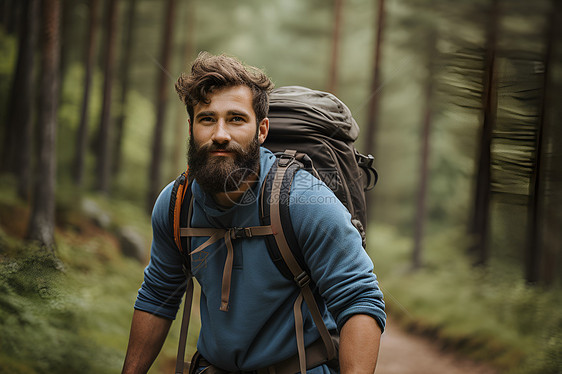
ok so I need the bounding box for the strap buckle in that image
[230,227,253,239]
[278,150,297,167]
[294,272,311,288]
[356,152,378,191]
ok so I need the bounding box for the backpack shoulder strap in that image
[261,150,337,371]
[175,277,194,374]
[260,151,307,279]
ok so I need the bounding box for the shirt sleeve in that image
[288,171,386,332]
[134,182,188,320]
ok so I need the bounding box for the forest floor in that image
[377,317,499,374]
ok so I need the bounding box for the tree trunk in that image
[2,0,39,201]
[95,0,119,193]
[14,0,39,201]
[363,0,385,219]
[112,0,138,177]
[364,0,385,158]
[73,0,100,186]
[147,0,176,212]
[59,0,75,81]
[327,0,344,94]
[4,0,21,35]
[468,0,499,266]
[525,0,560,285]
[412,30,437,270]
[27,0,61,250]
[1,0,32,175]
[1,0,10,29]
[171,0,196,178]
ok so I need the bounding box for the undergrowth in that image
[369,224,562,374]
[0,182,199,373]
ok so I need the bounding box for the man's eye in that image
[200,117,214,123]
[231,116,244,122]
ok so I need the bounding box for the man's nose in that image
[211,120,231,144]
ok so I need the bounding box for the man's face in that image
[188,85,269,195]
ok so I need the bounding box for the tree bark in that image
[112,0,138,177]
[27,0,61,250]
[95,0,119,193]
[73,0,100,186]
[147,0,176,212]
[327,0,344,94]
[468,0,499,266]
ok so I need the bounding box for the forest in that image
[0,0,561,373]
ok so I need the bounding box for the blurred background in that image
[0,0,561,373]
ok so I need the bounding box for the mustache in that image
[200,141,245,154]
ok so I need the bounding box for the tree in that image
[2,0,39,201]
[171,0,196,178]
[363,0,385,158]
[327,0,344,94]
[73,0,100,186]
[525,0,561,285]
[412,29,437,269]
[27,0,61,249]
[468,0,499,266]
[95,0,119,193]
[0,0,21,35]
[147,0,177,211]
[112,0,138,177]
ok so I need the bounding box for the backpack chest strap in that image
[180,225,274,312]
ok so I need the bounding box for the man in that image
[122,52,386,374]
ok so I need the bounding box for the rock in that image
[81,199,112,229]
[117,226,148,263]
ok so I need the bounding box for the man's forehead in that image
[194,85,254,113]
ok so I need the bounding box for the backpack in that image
[170,86,377,374]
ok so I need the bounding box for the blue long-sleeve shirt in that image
[135,147,386,371]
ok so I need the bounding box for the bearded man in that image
[122,52,386,374]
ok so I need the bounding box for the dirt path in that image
[376,319,498,374]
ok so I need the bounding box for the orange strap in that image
[173,168,189,252]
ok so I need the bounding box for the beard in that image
[187,135,260,195]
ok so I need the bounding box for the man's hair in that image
[175,52,274,125]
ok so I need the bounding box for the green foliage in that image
[0,183,199,373]
[0,243,115,374]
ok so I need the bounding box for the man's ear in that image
[258,118,269,145]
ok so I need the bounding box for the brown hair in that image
[175,52,274,125]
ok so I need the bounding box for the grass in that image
[369,223,562,374]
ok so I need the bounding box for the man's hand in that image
[122,309,173,374]
[339,314,382,374]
